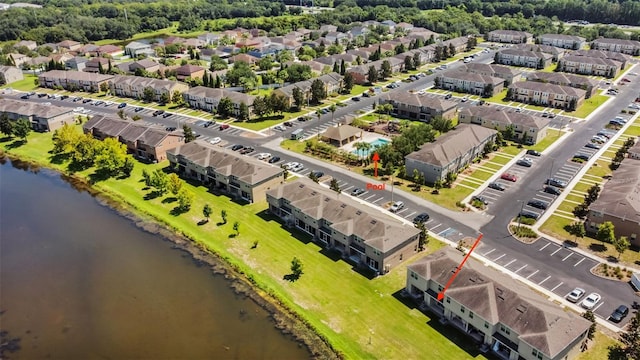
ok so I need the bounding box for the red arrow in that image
[437,233,483,301]
[372,152,380,177]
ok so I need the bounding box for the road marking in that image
[494,254,505,261]
[515,264,527,273]
[483,249,495,256]
[574,258,585,267]
[550,247,562,256]
[372,197,385,204]
[504,259,516,267]
[551,282,564,292]
[526,270,539,279]
[538,276,551,285]
[404,211,416,219]
[364,194,376,201]
[593,301,605,312]
[562,253,573,261]
[396,208,409,215]
[539,242,550,251]
[343,185,354,192]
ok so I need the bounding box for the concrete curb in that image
[462,149,526,205]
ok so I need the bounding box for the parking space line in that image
[562,253,573,261]
[364,194,376,201]
[504,259,516,267]
[404,211,416,219]
[343,185,354,192]
[494,254,505,261]
[538,276,551,285]
[396,208,409,215]
[430,223,443,231]
[574,258,585,267]
[593,302,605,312]
[539,242,550,251]
[526,270,539,279]
[483,249,495,256]
[372,197,384,204]
[550,247,562,256]
[551,282,564,292]
[515,264,527,273]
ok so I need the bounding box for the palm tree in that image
[329,104,337,123]
[353,142,366,161]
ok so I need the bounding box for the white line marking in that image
[364,194,376,201]
[551,282,564,292]
[504,259,516,267]
[538,276,551,285]
[539,243,550,251]
[574,258,585,267]
[483,249,495,256]
[430,223,443,231]
[404,211,416,219]
[515,264,527,273]
[372,197,385,204]
[562,253,573,261]
[526,270,539,279]
[343,185,354,192]
[550,247,562,256]
[494,254,505,261]
[593,301,605,312]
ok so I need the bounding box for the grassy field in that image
[576,331,619,360]
[2,130,491,360]
[528,129,564,152]
[2,74,38,91]
[483,89,509,104]
[566,95,609,119]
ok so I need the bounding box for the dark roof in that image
[509,81,587,98]
[0,98,73,119]
[589,158,640,222]
[439,70,505,86]
[83,115,180,147]
[459,106,550,130]
[383,91,458,112]
[525,72,599,88]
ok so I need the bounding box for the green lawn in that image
[622,124,640,137]
[2,130,492,360]
[2,74,38,91]
[483,89,509,104]
[528,129,563,152]
[565,95,609,119]
[577,331,619,360]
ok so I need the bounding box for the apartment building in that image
[0,65,23,85]
[380,92,458,122]
[406,247,590,360]
[435,70,505,97]
[513,44,565,62]
[405,124,497,184]
[267,178,421,275]
[569,49,630,69]
[460,63,523,85]
[495,49,553,69]
[183,86,255,116]
[556,55,621,78]
[38,70,114,92]
[0,98,74,132]
[538,34,586,50]
[591,38,640,56]
[109,75,189,102]
[486,30,532,44]
[167,140,284,203]
[508,81,586,110]
[525,72,599,99]
[273,72,343,107]
[458,106,550,145]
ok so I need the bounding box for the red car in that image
[219,124,230,130]
[501,173,517,182]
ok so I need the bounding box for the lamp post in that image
[517,200,525,229]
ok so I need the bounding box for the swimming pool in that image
[352,138,391,156]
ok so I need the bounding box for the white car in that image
[208,137,221,145]
[566,287,585,303]
[581,292,602,309]
[274,125,286,131]
[461,96,469,102]
[257,152,271,160]
[389,201,405,212]
[283,162,299,170]
[291,163,304,172]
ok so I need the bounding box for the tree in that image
[329,103,337,122]
[176,187,194,212]
[609,310,640,359]
[226,61,256,87]
[151,169,168,195]
[340,59,346,75]
[72,134,100,167]
[292,87,305,109]
[232,221,240,236]
[416,222,428,251]
[167,173,183,195]
[585,184,601,205]
[329,178,341,193]
[117,109,126,120]
[238,102,250,121]
[209,56,227,71]
[404,55,414,71]
[12,118,31,142]
[613,236,630,259]
[413,52,421,69]
[52,123,80,154]
[582,310,596,341]
[221,209,227,224]
[143,87,155,102]
[342,72,354,93]
[202,204,212,222]
[183,125,196,143]
[567,222,586,242]
[100,82,109,93]
[503,125,516,140]
[172,91,184,106]
[257,56,274,71]
[252,96,270,118]
[95,137,128,176]
[596,221,616,244]
[142,169,153,187]
[217,97,234,118]
[308,171,319,183]
[290,257,304,280]
[0,115,13,137]
[367,65,378,84]
[121,156,135,177]
[380,60,392,79]
[310,79,327,104]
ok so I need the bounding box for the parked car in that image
[203,121,216,128]
[352,96,361,102]
[60,95,69,100]
[609,120,624,127]
[240,146,255,155]
[283,121,293,127]
[274,125,286,131]
[231,144,244,151]
[257,152,271,160]
[283,162,298,170]
[519,211,539,220]
[543,186,562,196]
[208,137,221,145]
[413,212,430,224]
[351,188,366,197]
[566,287,586,303]
[82,98,92,103]
[444,93,452,100]
[291,163,304,172]
[268,156,281,164]
[546,178,567,188]
[219,124,230,130]
[472,195,488,205]
[37,93,47,98]
[162,112,172,118]
[526,149,541,157]
[117,102,127,108]
[621,78,631,82]
[501,173,517,182]
[591,135,607,143]
[93,100,104,106]
[527,199,548,210]
[152,110,164,116]
[461,96,469,102]
[517,158,533,167]
[610,305,629,323]
[134,107,144,112]
[310,170,324,178]
[581,293,602,309]
[585,143,601,149]
[389,201,405,213]
[573,153,591,161]
[73,97,83,102]
[488,182,505,191]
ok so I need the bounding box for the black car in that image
[527,200,548,210]
[203,121,215,128]
[352,96,361,102]
[526,149,541,157]
[546,178,567,188]
[444,93,452,100]
[162,112,172,118]
[413,212,430,224]
[310,171,324,178]
[134,107,144,112]
[152,110,165,116]
[283,121,293,127]
[543,186,562,196]
[585,143,601,149]
[82,98,92,103]
[573,153,591,161]
[488,182,505,191]
[472,195,488,205]
[20,94,29,99]
[118,103,127,108]
[231,144,244,151]
[60,95,69,100]
[268,156,281,164]
[519,211,539,220]
[37,93,47,98]
[351,188,366,197]
[165,127,177,132]
[610,305,629,323]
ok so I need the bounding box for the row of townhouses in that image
[380,92,458,122]
[273,72,343,107]
[0,98,75,132]
[525,72,599,99]
[0,65,23,85]
[486,30,533,44]
[591,38,640,56]
[494,49,553,69]
[557,55,622,78]
[458,106,550,145]
[435,70,505,97]
[183,87,256,116]
[508,81,586,110]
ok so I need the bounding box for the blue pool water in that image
[352,138,391,156]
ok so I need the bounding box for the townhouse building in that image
[124,41,154,58]
[267,178,421,275]
[64,56,88,71]
[538,34,586,50]
[495,49,553,69]
[0,65,23,85]
[175,64,205,81]
[405,124,497,185]
[38,70,114,92]
[183,86,255,116]
[525,72,599,98]
[586,152,640,247]
[380,92,458,122]
[487,30,532,44]
[57,40,82,52]
[458,106,550,145]
[513,44,565,62]
[83,57,110,73]
[556,55,621,78]
[0,98,74,132]
[460,63,522,85]
[435,70,505,97]
[591,38,640,56]
[14,40,37,51]
[109,75,189,102]
[406,247,590,360]
[508,81,586,110]
[167,140,284,203]
[83,115,184,162]
[569,49,630,69]
[273,72,343,107]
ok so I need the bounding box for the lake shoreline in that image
[1,152,340,360]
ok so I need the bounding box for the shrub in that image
[510,225,537,238]
[515,216,536,225]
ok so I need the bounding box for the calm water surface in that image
[0,159,311,359]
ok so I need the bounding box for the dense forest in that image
[0,0,638,44]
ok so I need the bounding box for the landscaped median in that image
[1,130,487,360]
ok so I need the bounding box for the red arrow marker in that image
[437,233,483,301]
[372,152,380,177]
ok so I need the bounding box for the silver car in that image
[389,201,405,212]
[566,287,585,303]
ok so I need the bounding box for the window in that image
[469,312,474,319]
[500,325,511,335]
[460,306,465,313]
[446,297,450,304]
[484,322,489,329]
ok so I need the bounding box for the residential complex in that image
[405,124,497,184]
[166,140,284,203]
[184,86,255,115]
[569,49,630,69]
[266,178,421,274]
[380,92,458,122]
[83,115,184,162]
[525,72,599,99]
[406,247,590,360]
[556,55,621,78]
[109,75,189,102]
[38,70,114,92]
[273,72,343,107]
[0,65,23,85]
[494,49,553,69]
[459,63,523,85]
[513,44,565,62]
[508,81,586,110]
[538,34,586,50]
[0,98,74,132]
[487,30,532,44]
[591,38,640,56]
[435,70,504,97]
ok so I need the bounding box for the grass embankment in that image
[1,129,486,360]
[1,74,38,91]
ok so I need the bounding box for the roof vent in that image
[340,204,347,208]
[310,191,317,196]
[356,210,362,215]
[516,304,528,313]
[298,184,305,188]
[324,197,330,202]
[370,220,377,225]
[496,287,504,295]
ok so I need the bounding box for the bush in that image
[510,225,537,238]
[515,216,536,225]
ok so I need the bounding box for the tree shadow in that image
[197,219,208,226]
[0,136,13,143]
[88,169,111,184]
[589,243,607,252]
[170,206,189,216]
[563,240,578,248]
[228,233,238,239]
[67,160,90,173]
[5,140,26,149]
[49,152,70,165]
[283,273,300,282]
[216,221,227,226]
[162,197,177,204]
[606,255,619,263]
[143,191,161,200]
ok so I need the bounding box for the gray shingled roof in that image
[498,48,552,60]
[83,115,179,147]
[539,34,586,42]
[383,91,458,111]
[186,86,255,106]
[111,75,184,92]
[322,124,362,142]
[439,70,505,86]
[408,247,591,359]
[560,55,621,67]
[39,70,114,83]
[589,159,640,222]
[509,81,587,98]
[0,98,73,119]
[459,106,550,130]
[525,71,599,88]
[461,63,522,78]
